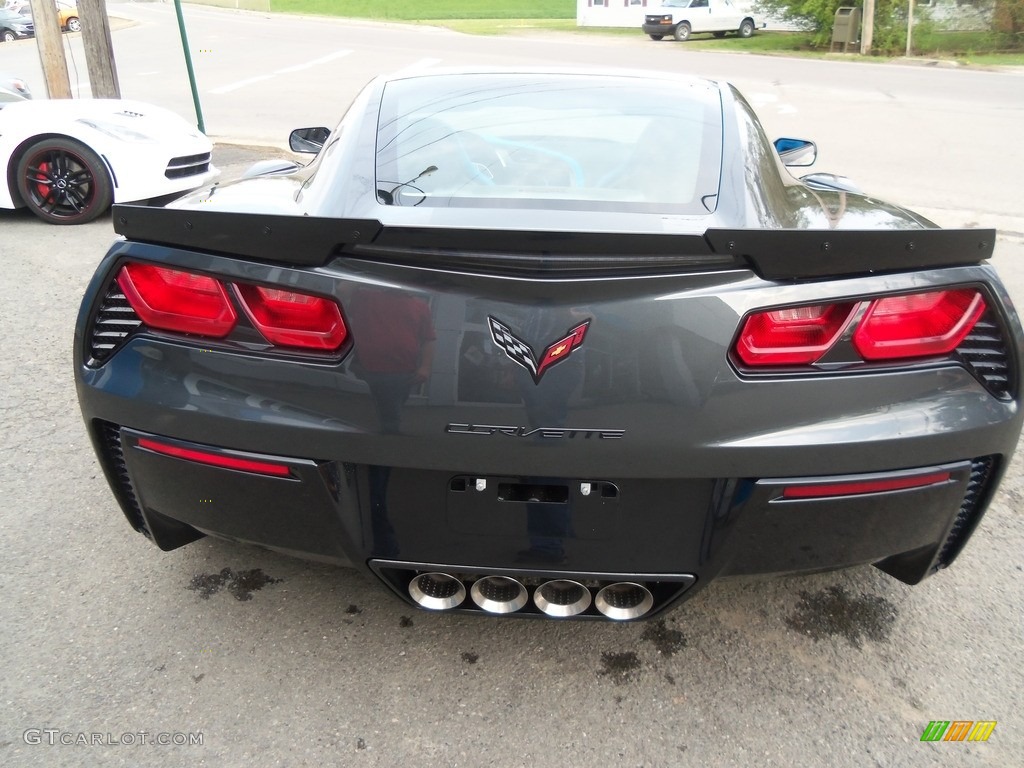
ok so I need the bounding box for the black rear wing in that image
[112,204,995,281]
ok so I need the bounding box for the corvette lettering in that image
[488,316,590,384]
[445,423,624,439]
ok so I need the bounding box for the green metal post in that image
[173,0,206,134]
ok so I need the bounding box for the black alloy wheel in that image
[16,138,113,224]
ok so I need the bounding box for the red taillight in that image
[735,302,856,365]
[115,262,347,352]
[117,264,237,337]
[853,289,985,360]
[137,437,293,477]
[735,289,987,368]
[234,284,347,351]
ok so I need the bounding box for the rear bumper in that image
[75,246,1023,618]
[87,419,1003,618]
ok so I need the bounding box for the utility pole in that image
[906,0,915,57]
[78,0,121,98]
[30,0,71,98]
[860,0,875,55]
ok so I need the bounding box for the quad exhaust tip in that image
[470,575,529,614]
[534,579,592,617]
[408,572,466,610]
[594,582,654,621]
[406,571,657,619]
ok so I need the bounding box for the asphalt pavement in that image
[2,8,1024,766]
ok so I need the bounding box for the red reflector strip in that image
[782,472,951,499]
[136,437,292,477]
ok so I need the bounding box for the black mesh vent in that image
[88,281,141,365]
[956,309,1015,399]
[165,153,211,179]
[934,455,998,572]
[96,421,150,538]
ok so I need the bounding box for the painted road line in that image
[209,50,353,95]
[274,50,353,75]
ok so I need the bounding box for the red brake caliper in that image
[35,161,51,200]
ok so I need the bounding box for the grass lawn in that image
[268,1,1024,64]
[269,0,576,20]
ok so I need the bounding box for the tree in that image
[993,0,1024,35]
[754,0,916,52]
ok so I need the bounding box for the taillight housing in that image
[734,288,987,369]
[117,264,237,337]
[735,303,856,365]
[852,289,985,360]
[114,263,347,353]
[234,284,347,350]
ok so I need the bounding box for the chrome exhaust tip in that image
[534,579,592,617]
[595,582,654,621]
[470,576,528,614]
[408,572,466,610]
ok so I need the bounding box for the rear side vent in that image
[956,310,1015,399]
[88,281,142,365]
[934,455,998,572]
[95,421,150,538]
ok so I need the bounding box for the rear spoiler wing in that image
[112,204,995,281]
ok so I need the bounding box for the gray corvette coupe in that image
[75,69,1023,621]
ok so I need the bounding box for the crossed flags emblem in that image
[488,316,590,384]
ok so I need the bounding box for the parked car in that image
[14,2,81,33]
[643,0,762,41]
[0,7,33,40]
[56,2,80,32]
[1,99,217,223]
[75,68,1022,622]
[0,72,31,103]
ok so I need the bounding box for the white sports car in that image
[1,99,218,224]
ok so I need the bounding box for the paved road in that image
[1,7,1023,768]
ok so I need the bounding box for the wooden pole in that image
[29,0,71,98]
[906,0,915,57]
[861,0,875,55]
[78,0,121,98]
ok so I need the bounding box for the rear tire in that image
[673,22,691,42]
[67,16,81,32]
[16,137,113,225]
[738,19,755,38]
[2,29,17,42]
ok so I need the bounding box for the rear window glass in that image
[375,74,722,214]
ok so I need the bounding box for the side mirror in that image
[773,137,817,167]
[289,127,331,154]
